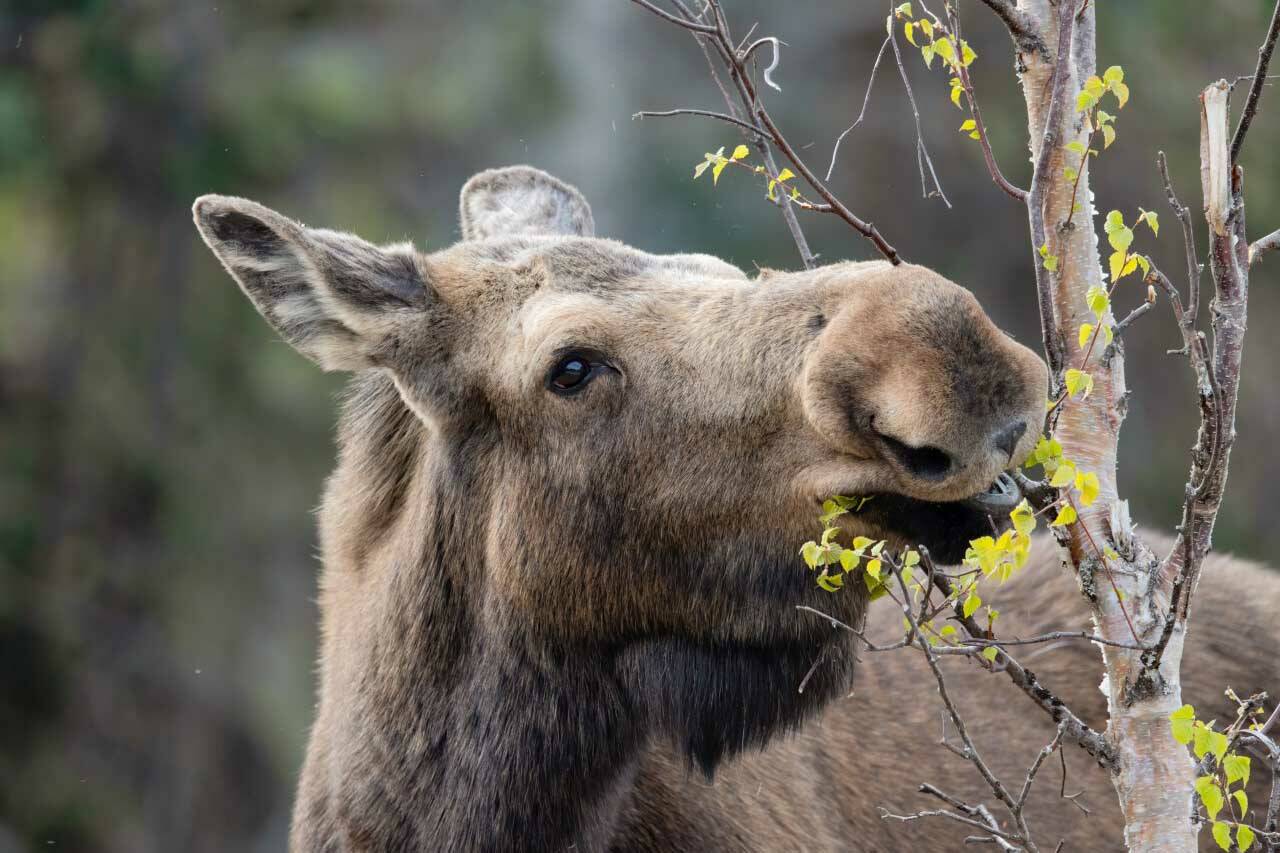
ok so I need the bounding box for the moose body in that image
[193,167,1278,852]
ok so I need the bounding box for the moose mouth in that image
[859,471,1023,564]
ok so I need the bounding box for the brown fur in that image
[192,167,1277,852]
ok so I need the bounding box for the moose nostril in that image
[877,432,953,482]
[993,421,1028,461]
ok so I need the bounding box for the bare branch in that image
[887,25,951,207]
[1231,0,1280,162]
[945,4,1028,201]
[631,108,762,135]
[628,0,716,33]
[826,35,890,181]
[975,0,1046,54]
[1250,228,1280,266]
[1157,151,1202,325]
[921,549,1118,769]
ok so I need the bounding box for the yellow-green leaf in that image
[1049,461,1077,488]
[1225,753,1251,787]
[1238,824,1256,851]
[1102,124,1116,149]
[950,78,963,107]
[963,592,981,618]
[1050,503,1078,527]
[1103,65,1124,87]
[981,646,998,663]
[1108,225,1135,254]
[904,21,917,45]
[1087,285,1110,318]
[1170,704,1196,744]
[895,2,913,17]
[1079,323,1095,349]
[1075,471,1100,506]
[694,160,711,179]
[934,37,955,63]
[1211,821,1231,851]
[920,18,934,38]
[1112,81,1130,108]
[1065,368,1094,398]
[1011,500,1036,537]
[1109,250,1126,283]
[866,558,882,580]
[1076,91,1097,112]
[712,158,729,184]
[817,572,843,592]
[1233,789,1248,816]
[1196,775,1225,820]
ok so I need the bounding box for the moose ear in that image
[193,195,430,371]
[459,166,595,240]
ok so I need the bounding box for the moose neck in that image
[308,373,859,850]
[312,373,646,850]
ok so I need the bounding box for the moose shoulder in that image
[192,167,1279,852]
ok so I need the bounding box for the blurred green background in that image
[2,1,1278,849]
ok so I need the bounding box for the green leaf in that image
[1075,471,1101,506]
[1211,821,1231,851]
[1105,210,1126,234]
[981,646,999,663]
[1170,704,1196,744]
[1225,753,1252,788]
[1210,730,1230,762]
[1011,500,1036,537]
[1196,775,1225,820]
[1050,503,1077,527]
[1109,250,1126,284]
[731,144,750,161]
[1109,226,1135,254]
[1112,81,1130,108]
[1049,461,1077,488]
[1064,368,1094,398]
[1238,824,1256,851]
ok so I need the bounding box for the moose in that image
[193,167,1278,851]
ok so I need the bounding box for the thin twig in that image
[1158,151,1202,326]
[1250,227,1280,266]
[975,0,1046,54]
[945,3,1028,201]
[826,34,891,181]
[628,0,716,33]
[887,21,951,207]
[1230,0,1280,163]
[631,108,762,135]
[921,549,1117,768]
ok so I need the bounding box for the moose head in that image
[193,166,1047,849]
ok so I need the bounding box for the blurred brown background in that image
[1,1,1278,850]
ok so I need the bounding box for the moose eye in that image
[546,352,608,395]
